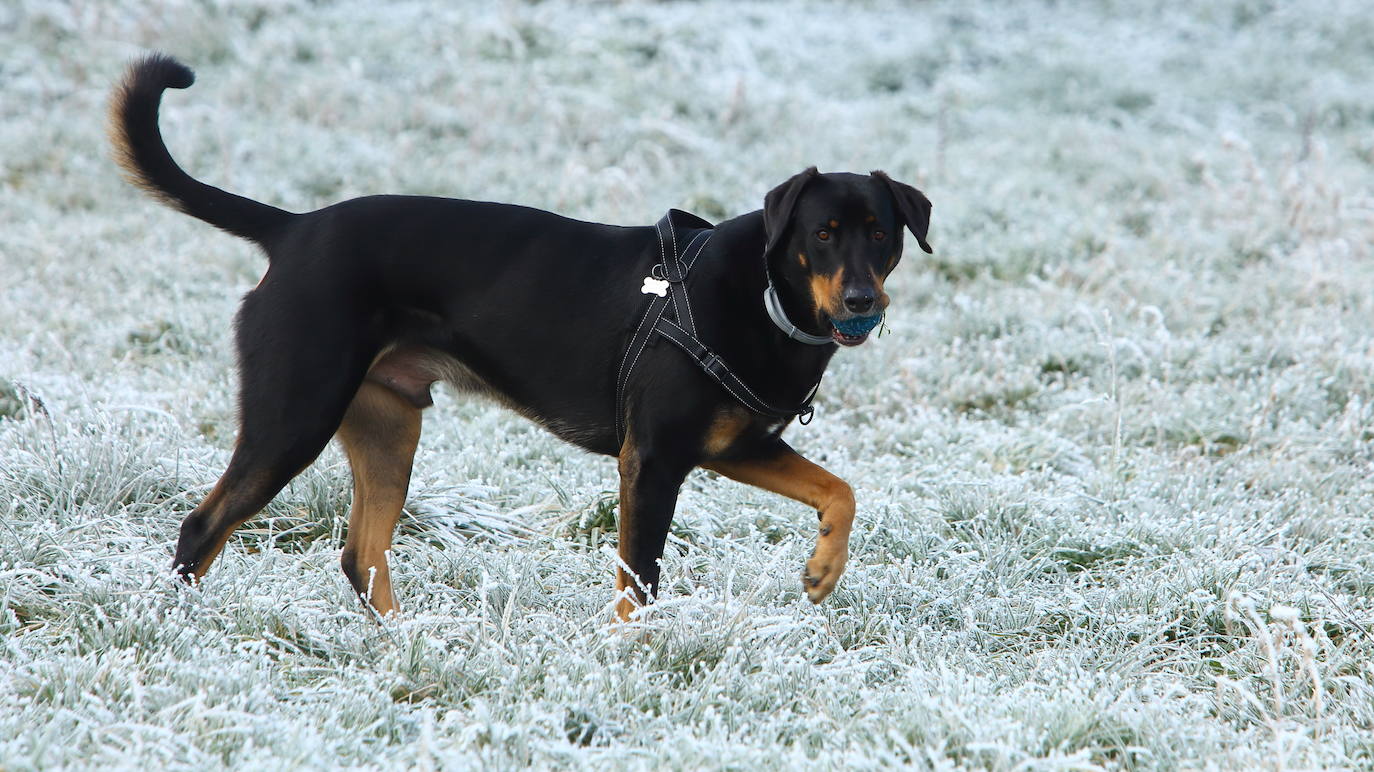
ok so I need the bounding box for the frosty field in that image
[4,0,1374,768]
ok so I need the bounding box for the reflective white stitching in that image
[661,218,689,332]
[658,319,785,414]
[676,231,709,335]
[619,304,669,435]
[662,321,755,409]
[684,231,711,270]
[666,218,697,335]
[618,224,670,439]
[616,305,656,438]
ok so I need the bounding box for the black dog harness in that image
[615,210,821,444]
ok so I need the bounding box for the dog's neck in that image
[762,283,833,346]
[764,238,835,343]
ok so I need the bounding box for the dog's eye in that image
[816,230,831,241]
[873,230,886,241]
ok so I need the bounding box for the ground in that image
[3,0,1374,768]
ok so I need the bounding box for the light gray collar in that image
[763,284,834,346]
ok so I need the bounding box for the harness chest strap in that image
[615,211,821,444]
[655,318,819,422]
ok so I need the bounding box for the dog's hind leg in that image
[336,381,422,616]
[173,424,354,584]
[173,286,374,585]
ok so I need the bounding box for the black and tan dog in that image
[109,54,933,620]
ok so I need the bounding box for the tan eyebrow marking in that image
[827,219,839,228]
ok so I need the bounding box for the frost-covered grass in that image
[4,0,1374,768]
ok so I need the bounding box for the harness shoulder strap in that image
[615,212,711,442]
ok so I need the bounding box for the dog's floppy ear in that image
[871,170,933,253]
[762,166,819,258]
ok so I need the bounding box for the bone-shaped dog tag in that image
[641,276,669,297]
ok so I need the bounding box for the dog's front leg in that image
[704,439,854,604]
[614,435,693,621]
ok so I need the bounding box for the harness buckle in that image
[797,404,815,425]
[701,352,725,378]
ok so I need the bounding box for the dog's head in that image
[763,167,932,346]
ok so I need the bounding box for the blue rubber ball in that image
[831,315,883,336]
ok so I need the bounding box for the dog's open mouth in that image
[830,314,883,347]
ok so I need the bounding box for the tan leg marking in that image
[182,480,235,580]
[337,381,422,617]
[614,567,638,623]
[704,451,855,603]
[181,467,277,581]
[615,435,640,622]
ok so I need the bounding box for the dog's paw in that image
[802,551,846,604]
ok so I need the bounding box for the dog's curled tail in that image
[109,53,292,245]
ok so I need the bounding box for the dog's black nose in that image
[843,288,876,314]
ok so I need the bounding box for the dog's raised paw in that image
[801,555,843,604]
